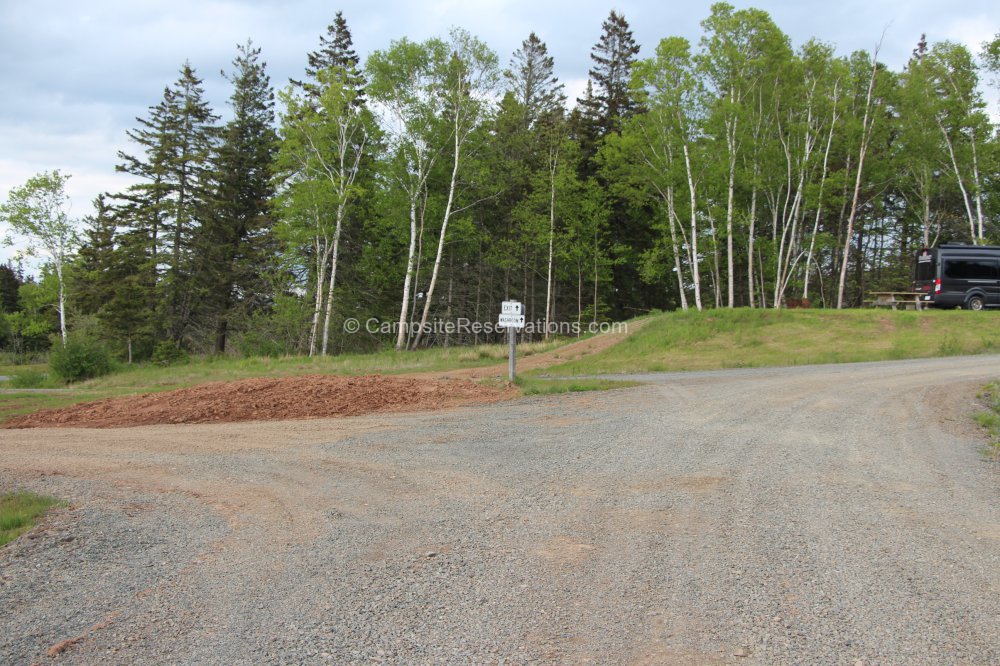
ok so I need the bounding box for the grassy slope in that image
[533,308,1000,376]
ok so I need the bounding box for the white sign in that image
[498,314,525,329]
[501,300,523,315]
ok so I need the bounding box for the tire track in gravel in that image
[2,355,1000,664]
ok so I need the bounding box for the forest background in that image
[1,4,999,363]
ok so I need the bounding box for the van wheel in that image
[966,295,985,311]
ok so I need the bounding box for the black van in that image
[914,244,1000,310]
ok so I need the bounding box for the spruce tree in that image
[578,11,655,318]
[293,10,366,103]
[115,63,219,344]
[578,11,641,138]
[197,41,278,353]
[73,194,118,316]
[505,33,566,128]
[0,264,21,314]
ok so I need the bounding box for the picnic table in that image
[865,291,924,311]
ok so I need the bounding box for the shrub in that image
[151,341,190,366]
[9,369,49,388]
[48,335,113,383]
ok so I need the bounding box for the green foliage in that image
[231,294,311,357]
[13,11,1000,357]
[151,341,190,367]
[9,369,51,388]
[3,277,58,353]
[48,333,113,383]
[0,492,61,547]
[0,264,22,314]
[0,171,78,261]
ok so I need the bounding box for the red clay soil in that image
[3,375,518,429]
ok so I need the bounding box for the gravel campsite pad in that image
[2,375,518,428]
[3,355,1000,664]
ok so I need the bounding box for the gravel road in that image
[2,355,1000,664]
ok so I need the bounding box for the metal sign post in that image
[508,325,516,381]
[498,300,525,382]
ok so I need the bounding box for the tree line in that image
[2,4,999,361]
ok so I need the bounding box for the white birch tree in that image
[409,29,500,349]
[367,38,443,350]
[277,68,371,355]
[0,171,79,345]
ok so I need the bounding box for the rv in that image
[913,244,1000,310]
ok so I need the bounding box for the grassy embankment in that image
[0,492,61,547]
[4,308,1000,422]
[532,308,1000,376]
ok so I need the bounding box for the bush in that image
[151,341,190,366]
[48,335,113,383]
[9,369,50,388]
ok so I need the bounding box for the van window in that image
[943,259,998,280]
[915,256,935,281]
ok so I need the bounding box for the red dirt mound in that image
[3,375,517,429]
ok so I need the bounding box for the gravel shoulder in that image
[2,355,1000,664]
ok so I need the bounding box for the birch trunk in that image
[309,237,329,357]
[803,80,839,300]
[666,187,688,311]
[682,142,703,311]
[396,198,419,350]
[544,147,557,340]
[56,258,67,345]
[725,128,736,308]
[320,201,345,355]
[836,52,879,309]
[411,122,462,349]
[937,117,979,244]
[971,137,984,241]
[747,184,757,308]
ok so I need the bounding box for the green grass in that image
[0,492,61,547]
[976,383,1000,458]
[534,308,1000,376]
[516,377,640,395]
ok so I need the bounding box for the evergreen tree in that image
[578,11,641,139]
[115,63,219,344]
[0,263,22,314]
[197,41,278,353]
[73,194,118,316]
[293,10,366,103]
[568,81,602,174]
[577,12,654,318]
[505,33,566,128]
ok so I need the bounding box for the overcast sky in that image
[1,0,997,267]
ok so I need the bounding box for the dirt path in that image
[409,318,646,380]
[2,355,1000,664]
